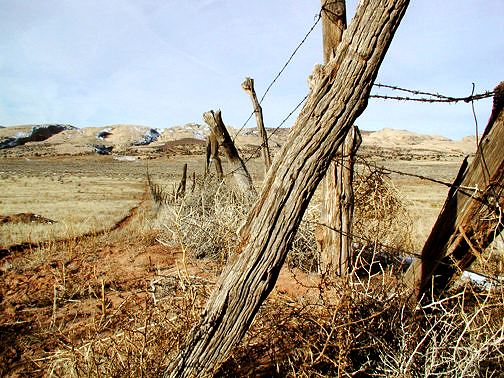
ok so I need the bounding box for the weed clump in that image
[155,174,254,262]
[287,161,416,273]
[217,272,504,377]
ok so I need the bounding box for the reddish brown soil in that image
[0,197,318,376]
[0,199,182,375]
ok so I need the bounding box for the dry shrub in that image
[287,202,320,272]
[353,162,415,256]
[156,174,254,262]
[218,265,412,376]
[383,285,504,377]
[217,266,504,377]
[42,274,213,377]
[155,173,320,269]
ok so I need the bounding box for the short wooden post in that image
[203,110,256,196]
[205,132,223,180]
[176,163,187,199]
[242,77,272,173]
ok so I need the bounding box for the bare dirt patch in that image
[0,213,57,225]
[0,200,181,375]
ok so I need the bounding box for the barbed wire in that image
[308,219,504,284]
[356,155,504,217]
[353,156,463,190]
[232,12,322,142]
[222,92,309,178]
[370,83,495,103]
[238,94,309,167]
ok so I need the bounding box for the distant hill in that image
[0,123,478,158]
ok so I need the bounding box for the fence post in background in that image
[242,77,272,173]
[191,172,196,193]
[316,0,359,277]
[203,110,257,196]
[176,163,187,200]
[404,82,504,303]
[205,131,223,180]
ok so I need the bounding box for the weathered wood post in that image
[203,110,257,196]
[191,171,196,193]
[164,0,409,375]
[316,0,361,277]
[242,77,272,173]
[176,163,187,200]
[317,125,361,276]
[404,82,504,303]
[205,131,223,180]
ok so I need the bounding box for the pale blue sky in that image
[1,1,502,139]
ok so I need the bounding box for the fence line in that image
[200,4,502,288]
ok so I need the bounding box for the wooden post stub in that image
[176,163,187,199]
[242,77,272,172]
[203,110,256,196]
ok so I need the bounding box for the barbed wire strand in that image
[226,93,309,177]
[369,92,494,103]
[370,83,495,103]
[352,157,504,214]
[232,13,322,142]
[226,82,495,178]
[308,219,503,283]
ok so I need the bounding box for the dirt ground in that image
[0,152,465,375]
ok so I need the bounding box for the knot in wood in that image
[308,63,324,90]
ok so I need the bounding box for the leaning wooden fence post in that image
[404,82,504,304]
[203,110,256,196]
[165,0,409,375]
[242,77,272,173]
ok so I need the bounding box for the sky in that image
[0,1,502,140]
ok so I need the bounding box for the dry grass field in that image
[1,149,503,376]
[0,155,205,247]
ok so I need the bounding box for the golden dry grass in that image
[0,174,144,247]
